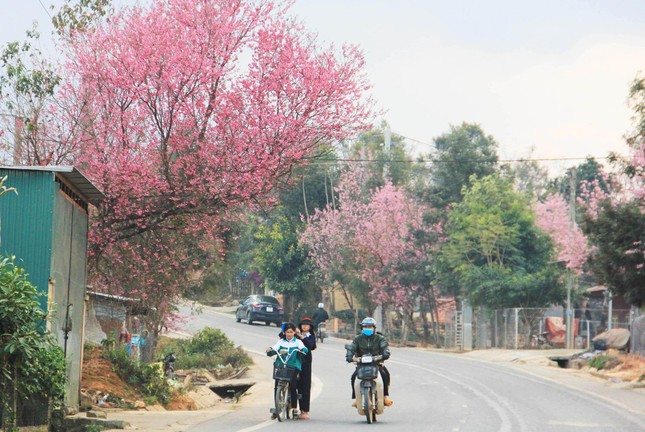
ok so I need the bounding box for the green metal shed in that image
[0,165,104,410]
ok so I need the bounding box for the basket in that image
[357,364,379,380]
[273,365,297,382]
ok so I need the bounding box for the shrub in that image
[156,327,251,371]
[102,348,172,404]
[588,354,620,370]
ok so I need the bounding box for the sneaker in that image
[351,400,357,408]
[384,397,393,407]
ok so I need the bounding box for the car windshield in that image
[250,295,279,305]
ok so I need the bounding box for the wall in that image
[0,169,55,312]
[50,189,88,408]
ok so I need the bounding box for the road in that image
[180,304,645,432]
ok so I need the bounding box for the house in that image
[0,166,103,410]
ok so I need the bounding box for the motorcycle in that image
[162,352,177,380]
[345,344,385,424]
[530,332,553,348]
[316,322,327,343]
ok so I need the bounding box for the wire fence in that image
[443,306,634,350]
[322,304,639,352]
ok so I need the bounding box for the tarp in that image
[545,316,578,346]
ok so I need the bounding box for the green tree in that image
[500,147,550,199]
[253,214,316,319]
[551,157,610,203]
[0,256,65,430]
[581,200,645,307]
[344,124,413,189]
[444,175,564,308]
[0,26,67,165]
[425,123,499,208]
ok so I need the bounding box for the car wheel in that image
[246,311,253,325]
[235,312,241,323]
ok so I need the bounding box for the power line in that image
[37,0,53,19]
[308,156,610,165]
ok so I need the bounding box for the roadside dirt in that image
[579,350,645,383]
[81,347,146,403]
[81,347,196,410]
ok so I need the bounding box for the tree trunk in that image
[3,362,18,431]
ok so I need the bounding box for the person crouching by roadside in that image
[295,317,317,420]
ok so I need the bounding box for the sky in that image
[2,0,645,175]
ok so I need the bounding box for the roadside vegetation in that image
[155,327,252,371]
[83,327,251,409]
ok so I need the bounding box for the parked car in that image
[235,295,284,326]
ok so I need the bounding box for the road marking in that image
[391,358,517,432]
[235,420,273,432]
[547,420,617,427]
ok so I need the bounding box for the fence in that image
[465,307,633,350]
[325,304,639,351]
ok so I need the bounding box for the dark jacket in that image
[299,332,316,364]
[312,308,329,326]
[346,332,390,362]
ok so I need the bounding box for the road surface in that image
[179,304,645,432]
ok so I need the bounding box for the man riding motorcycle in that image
[312,303,329,328]
[346,317,393,407]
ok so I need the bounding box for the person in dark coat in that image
[295,316,317,420]
[312,303,329,327]
[346,317,393,407]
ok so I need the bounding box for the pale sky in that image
[2,0,645,174]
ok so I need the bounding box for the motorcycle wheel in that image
[363,388,373,424]
[275,383,288,422]
[319,333,325,343]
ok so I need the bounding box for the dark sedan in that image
[235,295,284,326]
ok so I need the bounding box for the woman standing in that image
[295,317,317,420]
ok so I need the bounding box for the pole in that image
[514,308,519,350]
[566,168,576,349]
[383,126,391,180]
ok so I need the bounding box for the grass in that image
[588,354,621,370]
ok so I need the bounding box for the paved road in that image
[181,304,645,432]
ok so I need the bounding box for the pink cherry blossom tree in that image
[58,0,373,344]
[301,162,443,342]
[535,193,588,274]
[300,164,371,330]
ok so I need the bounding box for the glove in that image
[346,355,354,363]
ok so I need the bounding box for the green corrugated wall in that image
[0,169,56,311]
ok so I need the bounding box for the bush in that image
[0,255,66,427]
[156,327,251,370]
[102,348,172,404]
[588,354,620,370]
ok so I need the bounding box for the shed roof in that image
[1,165,104,205]
[87,290,140,304]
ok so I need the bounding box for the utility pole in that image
[566,168,576,349]
[383,126,391,180]
[374,126,392,331]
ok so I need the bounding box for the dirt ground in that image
[577,350,645,383]
[81,348,146,403]
[81,347,196,410]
